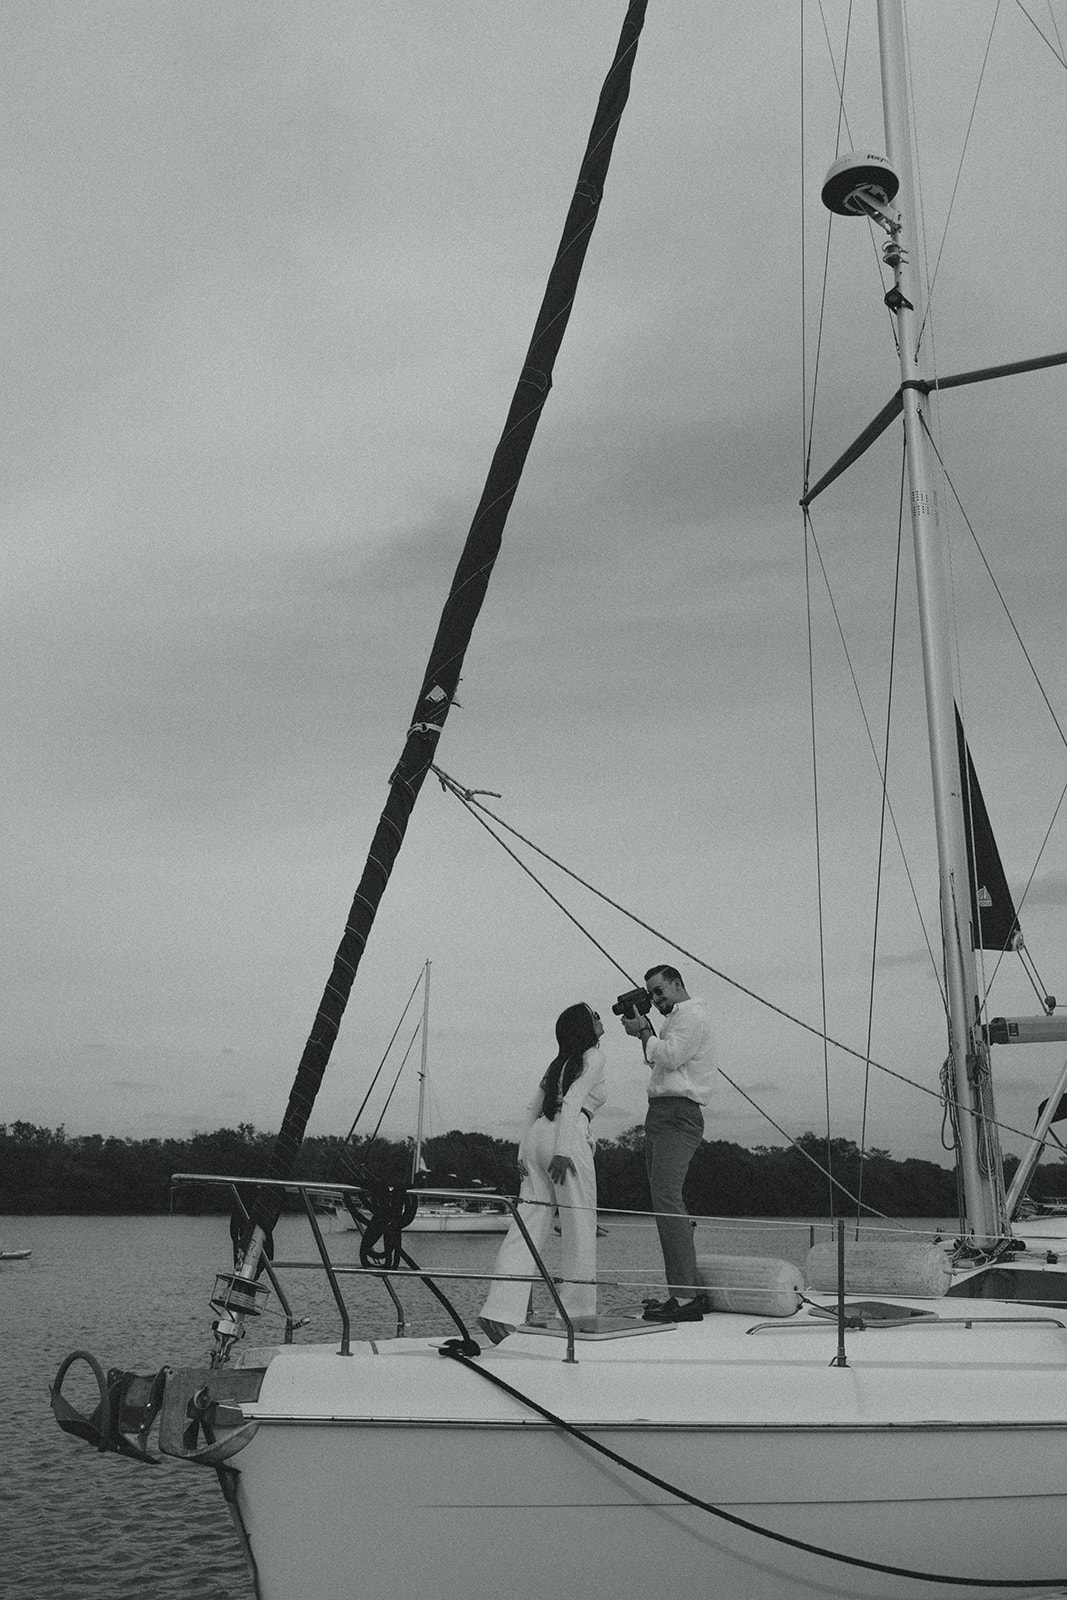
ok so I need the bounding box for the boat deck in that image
[231,1295,1067,1431]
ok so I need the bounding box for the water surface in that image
[3,1209,944,1598]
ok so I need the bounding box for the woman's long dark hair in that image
[539,1002,599,1119]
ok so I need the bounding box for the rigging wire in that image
[432,771,636,989]
[856,446,909,1224]
[343,966,425,1141]
[799,0,807,464]
[801,2,908,1208]
[903,0,1064,1039]
[244,1,653,1253]
[921,417,1067,757]
[334,7,1067,1242]
[718,1074,900,1226]
[340,828,918,1219]
[801,503,835,1217]
[1013,0,1067,64]
[919,414,1067,1005]
[801,0,859,496]
[430,765,1054,1165]
[903,3,996,1044]
[803,0,866,1224]
[913,2,1001,354]
[800,0,1067,1217]
[367,1029,420,1144]
[798,507,948,997]
[817,0,856,153]
[897,1,1065,1088]
[337,1028,421,1189]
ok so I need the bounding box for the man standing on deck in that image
[620,964,717,1322]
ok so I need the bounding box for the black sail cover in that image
[955,706,1021,952]
[249,2,651,1239]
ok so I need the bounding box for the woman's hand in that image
[517,1158,529,1179]
[548,1155,576,1184]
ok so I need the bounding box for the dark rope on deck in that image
[439,1340,1067,1588]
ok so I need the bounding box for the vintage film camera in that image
[611,986,652,1020]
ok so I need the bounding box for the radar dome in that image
[821,152,900,216]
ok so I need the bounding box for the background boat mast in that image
[876,0,1007,1246]
[412,960,431,1183]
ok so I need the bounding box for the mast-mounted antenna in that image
[821,150,900,231]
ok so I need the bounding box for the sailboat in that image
[51,2,1067,1596]
[375,961,509,1234]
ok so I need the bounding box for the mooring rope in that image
[439,1340,1067,1589]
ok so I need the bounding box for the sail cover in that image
[955,706,1021,952]
[248,1,651,1239]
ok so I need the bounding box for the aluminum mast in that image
[878,0,1007,1246]
[822,2,1008,1247]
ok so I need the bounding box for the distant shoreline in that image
[2,1119,1047,1220]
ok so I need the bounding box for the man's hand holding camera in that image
[621,1011,653,1041]
[614,986,655,1050]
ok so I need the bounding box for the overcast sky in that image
[5,2,1067,1178]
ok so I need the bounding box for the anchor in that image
[50,1350,167,1464]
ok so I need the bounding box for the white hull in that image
[216,1300,1067,1600]
[402,1211,508,1234]
[345,1205,510,1234]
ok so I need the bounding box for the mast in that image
[412,960,431,1183]
[818,9,1067,1238]
[875,0,1007,1245]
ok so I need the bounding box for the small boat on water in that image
[0,1248,31,1262]
[52,4,1067,1597]
[389,962,509,1235]
[402,1195,509,1234]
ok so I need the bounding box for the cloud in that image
[1023,872,1067,909]
[3,2,1066,1182]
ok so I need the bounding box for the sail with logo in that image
[956,707,1021,954]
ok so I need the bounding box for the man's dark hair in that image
[644,964,683,988]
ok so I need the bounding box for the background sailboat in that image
[390,961,508,1233]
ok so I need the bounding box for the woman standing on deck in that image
[478,1002,606,1342]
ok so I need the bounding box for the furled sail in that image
[955,706,1021,953]
[250,1,650,1238]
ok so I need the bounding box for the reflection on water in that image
[3,1210,947,1599]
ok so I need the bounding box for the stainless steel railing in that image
[171,1173,583,1362]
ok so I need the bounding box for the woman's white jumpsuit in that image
[480,1043,606,1327]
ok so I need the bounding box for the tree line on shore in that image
[2,1119,1061,1220]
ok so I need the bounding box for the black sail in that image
[955,706,1021,953]
[252,2,650,1229]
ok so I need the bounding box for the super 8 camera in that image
[612,986,652,1019]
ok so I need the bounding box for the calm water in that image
[2,1210,947,1599]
